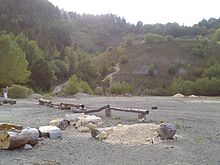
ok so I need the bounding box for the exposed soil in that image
[0,96,220,165]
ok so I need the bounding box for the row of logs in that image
[39,98,86,111]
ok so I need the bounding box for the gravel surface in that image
[0,96,220,165]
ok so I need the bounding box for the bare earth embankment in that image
[0,96,220,165]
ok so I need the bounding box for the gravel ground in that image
[0,96,220,165]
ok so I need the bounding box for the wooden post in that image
[138,113,147,121]
[2,87,8,99]
[105,107,112,117]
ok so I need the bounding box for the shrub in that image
[109,82,132,95]
[170,77,220,96]
[148,64,156,76]
[94,87,104,95]
[120,54,128,64]
[62,75,93,95]
[165,35,174,41]
[203,64,220,79]
[168,64,178,74]
[8,85,33,98]
[170,77,193,95]
[144,33,166,43]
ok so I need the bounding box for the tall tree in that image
[0,33,30,87]
[30,58,56,92]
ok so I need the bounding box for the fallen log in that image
[0,128,39,150]
[84,105,149,120]
[38,98,52,106]
[59,103,86,110]
[84,105,110,114]
[3,98,16,105]
[110,107,149,115]
[91,127,113,140]
[0,123,23,131]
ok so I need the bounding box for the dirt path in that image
[102,63,120,86]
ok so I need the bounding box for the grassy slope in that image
[94,40,220,94]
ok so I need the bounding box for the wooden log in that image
[0,128,39,150]
[110,107,149,114]
[0,123,23,131]
[48,103,60,108]
[59,103,71,110]
[91,127,113,139]
[38,98,52,106]
[3,98,16,105]
[84,105,110,114]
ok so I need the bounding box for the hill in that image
[1,0,220,95]
[94,38,220,95]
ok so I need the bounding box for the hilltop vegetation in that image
[1,0,220,95]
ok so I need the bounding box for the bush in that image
[170,77,220,96]
[8,85,33,98]
[120,54,128,64]
[62,75,93,95]
[148,64,156,76]
[203,64,220,78]
[168,64,178,74]
[165,35,174,41]
[94,87,104,95]
[144,33,166,43]
[170,77,193,95]
[109,82,132,95]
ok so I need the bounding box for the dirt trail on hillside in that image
[102,63,120,86]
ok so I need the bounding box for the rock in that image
[172,93,185,98]
[86,123,97,130]
[98,131,108,140]
[77,126,90,132]
[75,120,82,128]
[24,144,32,150]
[50,118,69,130]
[157,123,176,140]
[39,126,62,139]
[189,95,198,98]
[65,113,85,122]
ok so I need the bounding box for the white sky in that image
[48,0,220,26]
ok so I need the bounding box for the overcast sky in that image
[48,0,220,26]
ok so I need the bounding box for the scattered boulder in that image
[38,126,62,139]
[74,115,103,132]
[189,95,198,98]
[77,126,90,132]
[50,118,70,130]
[157,123,176,140]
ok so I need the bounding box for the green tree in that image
[203,64,220,78]
[213,28,220,41]
[62,75,93,95]
[54,59,69,81]
[15,33,43,67]
[30,58,56,92]
[0,33,30,87]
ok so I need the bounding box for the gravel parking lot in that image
[0,96,220,165]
